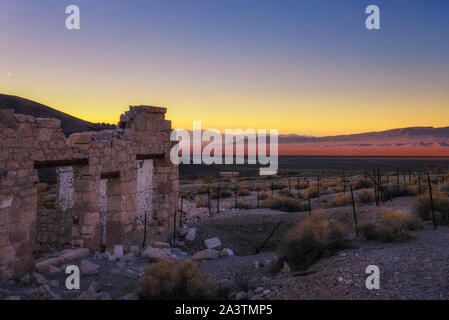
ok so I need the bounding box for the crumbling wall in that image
[0,105,178,280]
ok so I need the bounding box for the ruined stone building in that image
[0,106,179,280]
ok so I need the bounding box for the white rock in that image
[185,228,196,242]
[114,245,124,259]
[153,241,171,249]
[193,249,219,260]
[142,247,172,262]
[262,289,271,296]
[204,237,222,249]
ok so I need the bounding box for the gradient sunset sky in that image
[1,0,448,136]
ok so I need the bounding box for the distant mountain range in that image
[0,94,115,136]
[1,94,448,156]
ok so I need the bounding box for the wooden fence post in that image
[217,184,220,213]
[350,184,358,238]
[427,174,437,230]
[208,186,211,214]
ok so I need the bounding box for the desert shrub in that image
[354,178,372,190]
[414,193,449,224]
[278,211,347,270]
[278,189,297,198]
[254,184,267,192]
[359,209,423,243]
[382,185,417,200]
[303,187,319,199]
[232,201,251,209]
[328,193,351,207]
[358,190,375,204]
[261,195,307,212]
[258,192,269,200]
[121,282,137,296]
[270,182,287,191]
[195,197,209,208]
[211,188,232,199]
[440,183,449,194]
[193,185,209,195]
[139,260,215,300]
[237,188,251,196]
[181,190,195,201]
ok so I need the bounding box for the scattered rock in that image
[281,261,291,273]
[32,272,48,285]
[222,248,234,257]
[142,247,173,262]
[80,259,99,276]
[114,245,124,259]
[193,249,219,260]
[78,284,100,300]
[204,237,222,249]
[124,269,139,279]
[120,252,136,264]
[262,289,271,296]
[49,280,59,288]
[107,253,117,261]
[129,245,141,257]
[153,241,170,249]
[185,228,196,242]
[99,292,112,300]
[35,248,90,273]
[118,292,139,300]
[235,291,248,300]
[254,287,264,294]
[34,284,61,300]
[20,273,31,285]
[254,261,260,269]
[48,265,61,275]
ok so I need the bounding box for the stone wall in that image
[0,106,178,280]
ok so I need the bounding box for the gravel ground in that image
[268,224,449,300]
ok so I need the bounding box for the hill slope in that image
[0,94,114,136]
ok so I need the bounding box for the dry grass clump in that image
[258,192,269,200]
[359,209,423,243]
[211,188,232,199]
[193,185,209,195]
[328,193,351,207]
[439,183,449,195]
[278,210,347,271]
[383,185,417,199]
[232,201,252,209]
[414,193,449,224]
[303,187,319,199]
[354,178,372,190]
[261,195,307,212]
[268,182,287,192]
[278,189,297,198]
[139,260,215,300]
[195,197,209,208]
[357,190,375,204]
[237,188,251,196]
